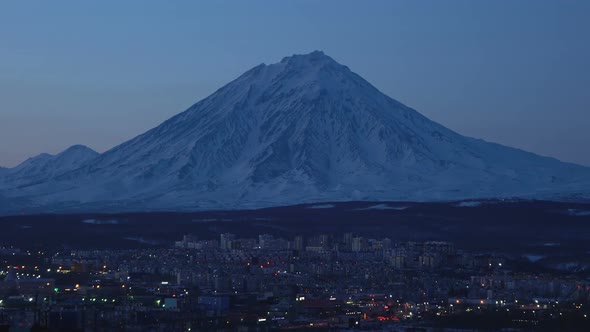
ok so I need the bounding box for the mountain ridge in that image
[0,51,589,214]
[0,145,98,190]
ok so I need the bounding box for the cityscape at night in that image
[1,1,589,331]
[1,229,589,331]
[1,200,590,331]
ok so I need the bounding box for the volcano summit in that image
[1,51,589,214]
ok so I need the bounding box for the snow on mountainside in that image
[0,145,98,189]
[1,51,589,214]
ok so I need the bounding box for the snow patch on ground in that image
[192,218,233,223]
[82,219,120,225]
[253,223,290,232]
[566,209,590,216]
[454,201,483,207]
[124,237,159,245]
[357,204,408,211]
[306,204,336,209]
[524,255,545,262]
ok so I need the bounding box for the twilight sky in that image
[1,1,589,167]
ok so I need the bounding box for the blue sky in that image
[1,0,589,167]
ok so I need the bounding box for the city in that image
[1,231,589,331]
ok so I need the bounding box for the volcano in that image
[1,51,589,214]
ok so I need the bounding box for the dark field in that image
[0,200,589,255]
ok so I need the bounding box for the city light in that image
[0,231,585,329]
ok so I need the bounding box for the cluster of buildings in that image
[0,233,589,331]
